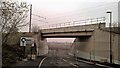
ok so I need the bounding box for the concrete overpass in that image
[41,21,106,38]
[37,23,102,56]
[34,21,120,65]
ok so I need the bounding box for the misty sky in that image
[18,0,119,42]
[19,0,119,30]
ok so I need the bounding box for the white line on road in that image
[38,57,47,68]
[77,59,113,68]
[61,58,78,67]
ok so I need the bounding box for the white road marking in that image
[38,57,47,68]
[61,58,78,67]
[77,59,112,68]
[77,59,92,64]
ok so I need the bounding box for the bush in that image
[2,43,25,68]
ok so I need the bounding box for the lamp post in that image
[29,4,32,33]
[106,11,112,63]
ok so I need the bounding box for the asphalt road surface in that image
[15,49,108,68]
[40,56,107,68]
[15,56,45,68]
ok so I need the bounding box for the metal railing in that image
[40,17,106,29]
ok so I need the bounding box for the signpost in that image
[20,37,34,60]
[20,37,34,46]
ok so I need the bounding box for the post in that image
[106,11,112,63]
[29,4,32,33]
[109,12,112,63]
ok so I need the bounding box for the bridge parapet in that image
[41,23,105,34]
[41,17,105,29]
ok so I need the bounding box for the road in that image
[15,56,45,68]
[43,49,107,68]
[15,49,108,68]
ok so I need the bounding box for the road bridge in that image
[35,21,120,65]
[16,17,120,67]
[41,21,106,38]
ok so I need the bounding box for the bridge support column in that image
[34,31,48,56]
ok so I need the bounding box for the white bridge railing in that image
[40,17,106,29]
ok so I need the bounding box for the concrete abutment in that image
[69,28,120,64]
[34,31,48,57]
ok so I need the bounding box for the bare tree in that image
[0,0,29,44]
[32,25,40,32]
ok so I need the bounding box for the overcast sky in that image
[20,0,119,16]
[18,0,119,42]
[19,0,119,29]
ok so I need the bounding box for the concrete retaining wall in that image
[70,28,120,64]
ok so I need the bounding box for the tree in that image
[32,25,40,32]
[0,0,29,44]
[0,1,29,67]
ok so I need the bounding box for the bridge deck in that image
[41,23,106,38]
[42,29,94,38]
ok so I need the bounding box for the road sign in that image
[20,37,34,46]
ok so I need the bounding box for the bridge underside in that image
[42,32,93,38]
[42,29,94,38]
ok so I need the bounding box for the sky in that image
[18,0,119,42]
[19,0,119,29]
[20,0,119,16]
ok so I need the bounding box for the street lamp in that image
[29,4,32,33]
[106,11,112,63]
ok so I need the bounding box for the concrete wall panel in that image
[70,28,120,64]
